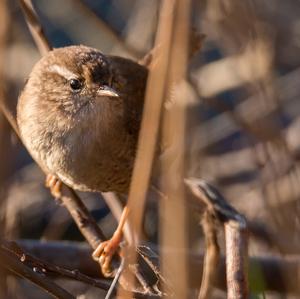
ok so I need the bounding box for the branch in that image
[59,186,106,249]
[17,239,300,295]
[185,178,249,299]
[17,240,100,277]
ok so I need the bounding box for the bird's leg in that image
[93,206,130,276]
[45,174,62,198]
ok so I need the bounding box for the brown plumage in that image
[17,45,147,194]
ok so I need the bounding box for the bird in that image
[17,45,148,276]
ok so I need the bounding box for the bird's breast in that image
[52,125,135,193]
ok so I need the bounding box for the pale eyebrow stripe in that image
[48,64,78,80]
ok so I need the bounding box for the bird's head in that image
[22,45,122,122]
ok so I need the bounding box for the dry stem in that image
[198,211,220,299]
[185,178,248,299]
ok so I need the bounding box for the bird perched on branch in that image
[17,45,147,276]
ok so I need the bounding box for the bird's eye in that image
[69,79,82,91]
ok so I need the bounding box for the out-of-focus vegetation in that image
[1,0,300,298]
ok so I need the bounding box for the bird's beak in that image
[97,85,119,97]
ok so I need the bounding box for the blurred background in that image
[1,0,300,298]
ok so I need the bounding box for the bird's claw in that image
[45,174,62,199]
[92,233,122,277]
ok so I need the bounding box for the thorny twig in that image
[1,239,110,290]
[0,242,75,299]
[185,178,248,299]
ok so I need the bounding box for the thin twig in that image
[18,0,51,56]
[1,239,110,290]
[72,0,142,59]
[101,192,134,245]
[0,244,75,299]
[60,186,106,249]
[105,258,125,299]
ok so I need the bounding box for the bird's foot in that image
[92,231,123,277]
[45,174,62,199]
